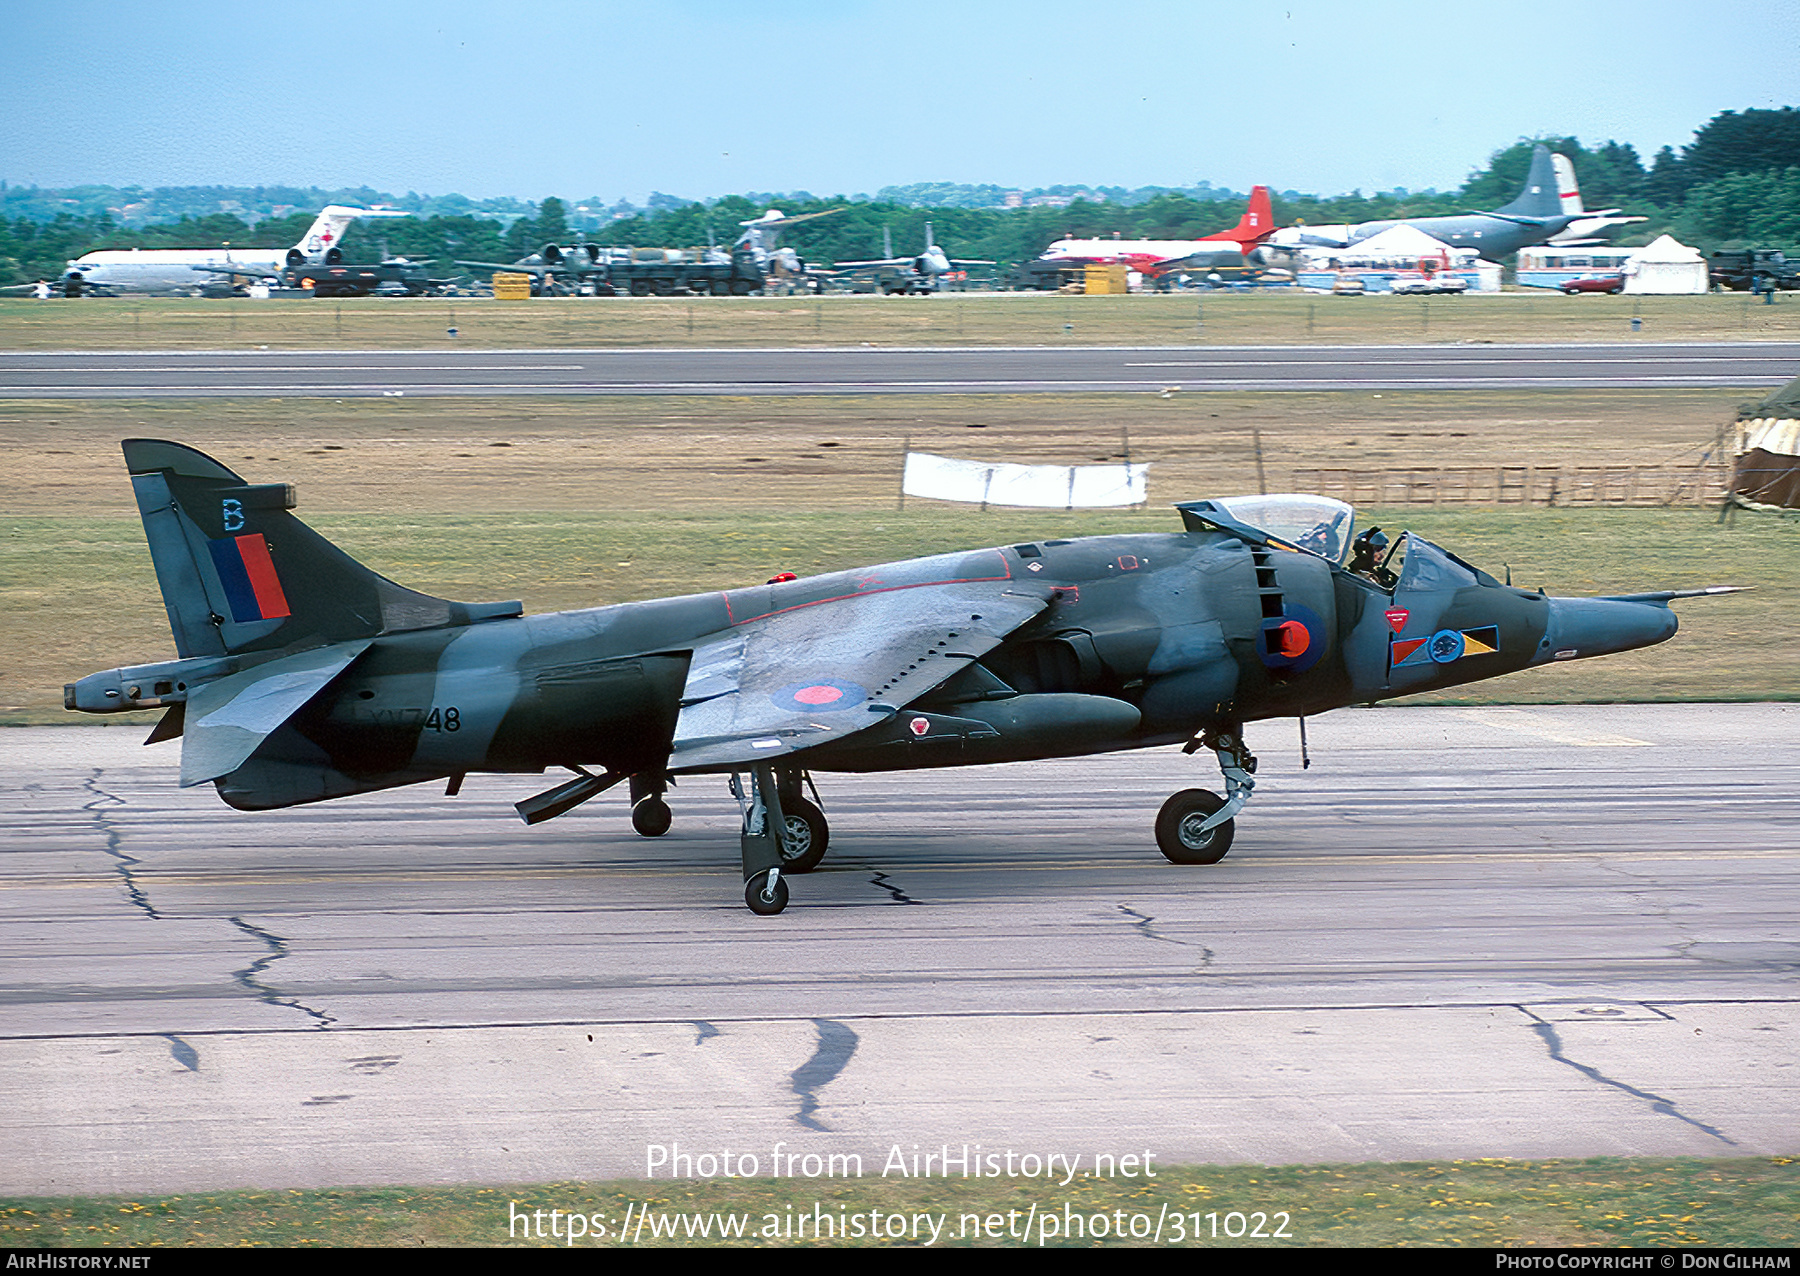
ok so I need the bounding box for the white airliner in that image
[63,206,411,293]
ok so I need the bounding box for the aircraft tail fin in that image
[1214,185,1275,248]
[121,439,520,661]
[1551,153,1585,215]
[1493,144,1562,219]
[290,205,411,262]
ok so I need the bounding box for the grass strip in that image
[2,291,1797,351]
[3,1156,1795,1247]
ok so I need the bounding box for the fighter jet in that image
[454,243,614,295]
[831,223,996,294]
[67,443,1733,914]
[1266,145,1586,262]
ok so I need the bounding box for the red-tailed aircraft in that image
[1034,186,1274,278]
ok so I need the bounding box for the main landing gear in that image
[730,765,832,914]
[1155,726,1258,865]
[629,773,673,837]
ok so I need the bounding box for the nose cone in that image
[1534,598,1678,665]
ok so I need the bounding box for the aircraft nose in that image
[1533,597,1678,664]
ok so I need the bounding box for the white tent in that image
[1299,224,1480,270]
[1622,234,1708,294]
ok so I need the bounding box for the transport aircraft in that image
[62,206,411,294]
[67,442,1732,914]
[1265,146,1585,262]
[1033,186,1275,278]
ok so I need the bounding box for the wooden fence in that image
[1288,464,1726,508]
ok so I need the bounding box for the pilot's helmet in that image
[1359,528,1390,556]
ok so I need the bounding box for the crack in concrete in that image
[81,771,159,921]
[790,1019,858,1132]
[162,1035,199,1072]
[870,872,922,905]
[1118,905,1214,969]
[228,916,335,1029]
[1527,1017,1736,1146]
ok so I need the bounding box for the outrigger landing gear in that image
[1156,726,1258,865]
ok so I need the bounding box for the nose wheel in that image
[1157,726,1257,865]
[1155,789,1235,863]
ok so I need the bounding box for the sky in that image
[4,0,1797,203]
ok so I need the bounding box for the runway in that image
[2,341,1796,398]
[3,703,1796,1194]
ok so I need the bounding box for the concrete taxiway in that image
[3,703,1796,1195]
[1,341,1796,398]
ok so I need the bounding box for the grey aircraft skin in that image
[67,441,1725,914]
[1267,144,1585,262]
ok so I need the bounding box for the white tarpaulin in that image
[902,451,1149,508]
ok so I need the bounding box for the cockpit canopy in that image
[1210,494,1356,565]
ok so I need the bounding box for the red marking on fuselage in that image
[793,685,843,705]
[1385,607,1410,633]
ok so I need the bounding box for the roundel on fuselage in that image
[1256,603,1327,674]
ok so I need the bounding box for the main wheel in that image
[1154,788,1235,864]
[745,869,789,915]
[631,795,672,838]
[777,796,829,873]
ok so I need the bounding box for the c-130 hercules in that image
[68,441,1732,914]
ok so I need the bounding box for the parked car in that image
[1391,274,1468,295]
[1330,274,1366,295]
[1560,274,1625,295]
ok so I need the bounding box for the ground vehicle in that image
[1391,275,1468,295]
[1559,274,1625,295]
[1331,274,1366,295]
[1709,250,1800,292]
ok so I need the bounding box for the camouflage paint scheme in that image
[68,440,1709,913]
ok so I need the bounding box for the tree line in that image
[4,108,1795,286]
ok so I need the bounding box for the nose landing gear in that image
[1156,726,1258,865]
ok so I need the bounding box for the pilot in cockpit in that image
[1348,526,1397,589]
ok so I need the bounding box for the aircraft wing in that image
[180,641,372,787]
[668,574,1049,772]
[454,260,552,275]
